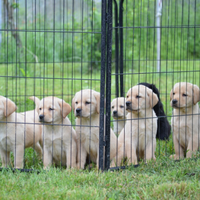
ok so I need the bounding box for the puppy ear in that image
[93,91,100,114]
[59,100,71,118]
[146,88,159,108]
[29,96,40,112]
[193,84,200,104]
[4,98,17,117]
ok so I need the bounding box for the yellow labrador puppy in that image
[0,96,42,168]
[72,89,117,169]
[111,85,158,166]
[38,96,76,169]
[170,82,200,159]
[111,97,128,136]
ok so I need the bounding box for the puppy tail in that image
[29,96,40,111]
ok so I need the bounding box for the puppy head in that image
[126,85,159,113]
[111,97,127,119]
[38,96,71,123]
[170,82,200,108]
[72,89,100,118]
[0,96,17,118]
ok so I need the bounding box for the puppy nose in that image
[76,108,82,114]
[172,99,178,105]
[39,115,44,120]
[126,101,131,107]
[113,110,117,115]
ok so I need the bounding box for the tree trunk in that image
[3,0,23,53]
[3,0,24,76]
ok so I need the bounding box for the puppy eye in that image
[39,108,42,110]
[49,108,54,111]
[120,105,124,108]
[126,95,129,98]
[75,101,78,104]
[136,95,141,98]
[111,106,114,109]
[85,101,91,105]
[173,92,175,95]
[183,93,187,97]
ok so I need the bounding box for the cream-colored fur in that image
[0,96,42,168]
[21,96,43,149]
[38,96,76,169]
[111,85,158,166]
[170,82,200,159]
[72,89,117,169]
[111,97,128,136]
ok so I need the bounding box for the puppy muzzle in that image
[112,110,118,117]
[171,99,178,107]
[126,102,139,112]
[76,108,82,117]
[39,114,45,122]
[126,101,132,111]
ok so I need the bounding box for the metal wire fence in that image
[0,0,199,171]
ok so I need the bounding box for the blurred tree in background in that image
[0,0,200,73]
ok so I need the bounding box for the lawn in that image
[0,157,200,199]
[0,61,200,199]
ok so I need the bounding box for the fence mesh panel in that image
[0,0,199,171]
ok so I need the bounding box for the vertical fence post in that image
[114,0,119,98]
[156,0,162,72]
[99,0,106,171]
[105,0,113,170]
[119,0,124,97]
[99,0,113,171]
[113,0,124,98]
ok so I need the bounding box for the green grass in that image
[1,157,200,199]
[0,61,200,199]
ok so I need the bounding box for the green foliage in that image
[0,0,101,74]
[19,68,31,77]
[11,2,19,9]
[1,1,200,74]
[120,0,200,71]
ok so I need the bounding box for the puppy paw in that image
[110,160,116,168]
[76,162,84,170]
[169,154,175,159]
[169,154,182,160]
[127,159,138,166]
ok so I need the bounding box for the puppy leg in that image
[110,144,126,167]
[77,142,87,169]
[186,137,198,158]
[0,147,10,167]
[43,146,52,169]
[71,140,77,168]
[33,142,43,159]
[126,143,138,165]
[96,148,99,169]
[66,142,77,169]
[39,135,43,149]
[171,134,184,160]
[145,139,156,162]
[66,148,71,169]
[14,145,24,169]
